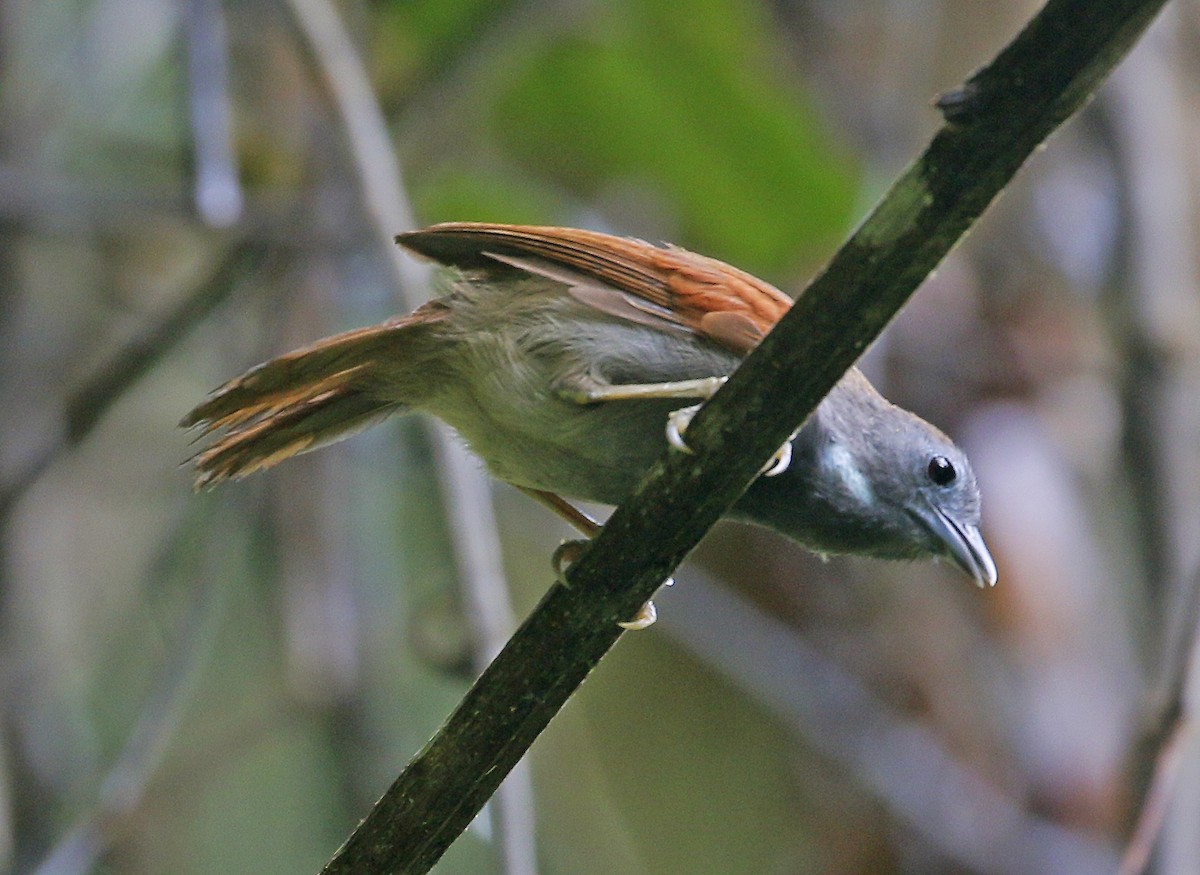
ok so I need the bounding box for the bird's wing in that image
[396,222,793,355]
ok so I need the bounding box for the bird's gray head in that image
[736,371,997,587]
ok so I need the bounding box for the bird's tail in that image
[181,305,447,488]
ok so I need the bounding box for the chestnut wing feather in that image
[396,222,793,355]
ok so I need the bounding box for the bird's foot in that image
[665,404,698,454]
[666,405,793,477]
[617,600,658,631]
[552,538,590,584]
[553,538,661,630]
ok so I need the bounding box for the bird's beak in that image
[913,502,998,588]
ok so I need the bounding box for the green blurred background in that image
[2,0,1199,872]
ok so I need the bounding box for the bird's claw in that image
[761,440,792,477]
[618,600,658,631]
[552,538,590,584]
[554,540,663,631]
[667,405,794,477]
[666,405,698,454]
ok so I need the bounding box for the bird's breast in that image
[418,291,741,505]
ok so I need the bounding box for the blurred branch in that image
[1101,12,1200,870]
[0,162,192,230]
[1104,9,1200,608]
[184,0,244,226]
[1119,564,1200,874]
[29,501,231,875]
[320,1,1170,872]
[662,569,1121,874]
[0,162,359,245]
[285,0,426,292]
[284,1,536,872]
[429,425,538,875]
[0,239,265,517]
[1120,513,1200,873]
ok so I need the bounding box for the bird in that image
[181,222,997,623]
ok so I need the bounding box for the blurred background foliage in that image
[1,0,1198,873]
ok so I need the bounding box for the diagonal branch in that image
[321,0,1170,871]
[1118,563,1200,874]
[663,569,1121,874]
[0,239,264,517]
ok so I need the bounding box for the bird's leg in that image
[517,487,659,630]
[558,372,790,474]
[518,487,601,537]
[556,374,726,404]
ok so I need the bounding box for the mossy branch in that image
[322,1,1169,871]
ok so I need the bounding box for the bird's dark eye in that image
[927,455,957,486]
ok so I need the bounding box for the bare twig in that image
[1119,565,1200,874]
[0,161,354,246]
[285,1,537,871]
[1105,8,1200,608]
[1102,11,1200,869]
[1120,711,1196,875]
[284,0,427,293]
[320,1,1171,872]
[0,239,265,517]
[29,501,233,875]
[661,569,1121,875]
[430,427,538,875]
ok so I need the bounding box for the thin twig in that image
[1103,11,1200,868]
[1119,564,1200,874]
[284,0,427,293]
[1104,8,1200,609]
[431,426,539,875]
[1119,714,1196,875]
[0,239,265,517]
[0,161,356,246]
[321,1,1171,871]
[29,501,233,875]
[284,1,537,872]
[661,568,1121,875]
